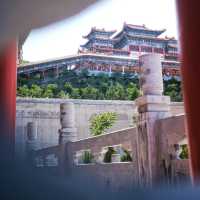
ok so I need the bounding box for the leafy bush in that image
[82,150,93,164]
[103,147,116,163]
[90,112,117,136]
[29,84,43,98]
[120,148,132,162]
[17,85,30,97]
[126,83,140,100]
[164,78,182,102]
[179,144,189,159]
[57,90,69,99]
[105,83,125,100]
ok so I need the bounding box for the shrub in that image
[17,85,30,97]
[90,112,117,136]
[179,144,189,159]
[103,147,116,163]
[120,148,132,162]
[82,150,93,164]
[126,82,139,100]
[57,90,69,99]
[29,84,43,98]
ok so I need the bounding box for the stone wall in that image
[171,159,190,185]
[66,127,139,190]
[169,102,185,116]
[156,114,186,160]
[34,127,139,190]
[15,98,184,157]
[16,98,136,157]
[154,115,190,184]
[32,115,190,188]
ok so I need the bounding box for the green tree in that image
[42,89,54,98]
[70,88,81,99]
[64,82,73,94]
[57,90,69,99]
[47,84,58,95]
[17,85,30,97]
[17,68,183,102]
[127,83,139,100]
[81,87,98,99]
[90,112,117,136]
[42,84,58,98]
[29,84,43,98]
[165,83,182,102]
[105,83,125,100]
[99,82,108,95]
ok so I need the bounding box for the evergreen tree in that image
[29,84,43,98]
[127,83,139,100]
[17,70,182,102]
[17,85,30,97]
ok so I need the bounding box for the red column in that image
[0,42,17,164]
[176,0,200,184]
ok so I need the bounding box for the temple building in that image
[18,23,180,80]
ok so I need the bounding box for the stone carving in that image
[59,102,77,144]
[26,122,38,152]
[27,122,37,141]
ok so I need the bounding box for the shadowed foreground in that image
[0,156,198,200]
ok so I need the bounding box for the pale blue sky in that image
[23,0,177,62]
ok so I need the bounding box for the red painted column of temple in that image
[0,42,16,164]
[176,0,200,184]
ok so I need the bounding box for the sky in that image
[23,0,178,62]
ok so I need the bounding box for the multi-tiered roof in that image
[19,24,180,80]
[81,27,116,50]
[113,23,165,39]
[81,23,178,60]
[113,23,177,53]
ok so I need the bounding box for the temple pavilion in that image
[18,23,180,81]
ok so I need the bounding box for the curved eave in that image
[83,29,117,39]
[125,23,166,36]
[156,29,166,36]
[19,53,137,69]
[125,34,169,42]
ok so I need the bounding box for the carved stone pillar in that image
[26,122,38,152]
[136,54,171,186]
[59,102,77,144]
